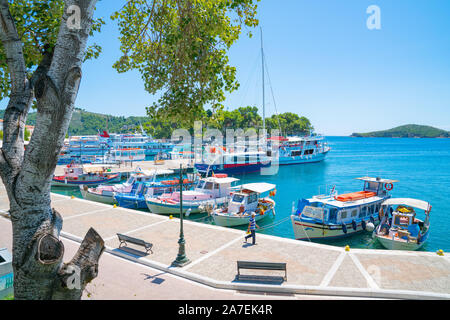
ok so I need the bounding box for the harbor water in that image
[52,136,450,252]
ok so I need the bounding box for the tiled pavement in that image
[1,186,449,299]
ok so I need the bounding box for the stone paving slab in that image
[185,235,341,286]
[106,220,242,266]
[328,255,369,289]
[63,208,166,240]
[355,253,450,294]
[1,183,450,299]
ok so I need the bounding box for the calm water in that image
[52,137,450,252]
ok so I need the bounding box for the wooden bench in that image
[117,233,153,254]
[237,260,287,281]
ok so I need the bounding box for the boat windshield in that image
[196,180,205,189]
[232,194,245,203]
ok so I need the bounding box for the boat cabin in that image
[194,176,239,198]
[227,183,276,214]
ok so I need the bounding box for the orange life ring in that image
[385,183,393,191]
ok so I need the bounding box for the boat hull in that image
[51,174,120,187]
[194,162,271,175]
[146,197,228,215]
[374,235,425,251]
[115,196,147,209]
[291,214,381,240]
[278,151,328,165]
[80,188,116,204]
[212,209,272,227]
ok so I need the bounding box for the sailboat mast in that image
[261,27,265,135]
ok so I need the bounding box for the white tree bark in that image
[0,0,104,300]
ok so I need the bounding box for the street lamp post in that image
[172,164,191,267]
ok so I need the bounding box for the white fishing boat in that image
[291,177,397,241]
[212,183,276,227]
[373,198,431,250]
[79,169,174,204]
[145,174,239,215]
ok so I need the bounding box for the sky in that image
[2,0,450,136]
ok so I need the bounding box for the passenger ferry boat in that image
[52,164,120,187]
[145,175,239,215]
[104,148,146,162]
[373,198,431,250]
[195,150,271,175]
[211,183,276,227]
[79,169,174,204]
[269,134,331,165]
[290,177,397,240]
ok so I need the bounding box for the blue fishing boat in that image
[290,177,397,241]
[114,178,195,210]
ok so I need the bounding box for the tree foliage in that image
[0,0,104,100]
[111,0,259,126]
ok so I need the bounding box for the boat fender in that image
[341,223,347,234]
[352,220,357,231]
[361,220,367,231]
[370,216,375,224]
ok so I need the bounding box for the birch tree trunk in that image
[0,0,104,300]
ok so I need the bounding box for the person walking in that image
[244,212,260,245]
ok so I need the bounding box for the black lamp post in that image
[172,164,191,267]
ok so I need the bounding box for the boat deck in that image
[1,182,449,299]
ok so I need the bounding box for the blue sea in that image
[53,137,450,252]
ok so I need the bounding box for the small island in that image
[351,124,450,138]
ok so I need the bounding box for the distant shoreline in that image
[350,124,450,139]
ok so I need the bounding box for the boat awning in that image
[355,177,399,184]
[381,198,431,211]
[239,183,276,194]
[138,169,174,176]
[207,177,239,184]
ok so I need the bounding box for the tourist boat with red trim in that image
[51,164,120,187]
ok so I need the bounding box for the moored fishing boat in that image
[79,169,174,204]
[114,176,195,209]
[211,183,276,227]
[51,164,120,187]
[290,177,397,241]
[145,175,239,215]
[373,198,431,250]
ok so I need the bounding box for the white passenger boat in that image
[145,175,239,215]
[212,183,276,227]
[373,198,431,250]
[291,177,397,241]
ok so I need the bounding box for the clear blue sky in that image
[2,0,450,135]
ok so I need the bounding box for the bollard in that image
[345,245,350,252]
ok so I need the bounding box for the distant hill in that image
[0,108,149,136]
[351,124,450,138]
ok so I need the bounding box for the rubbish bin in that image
[0,248,13,299]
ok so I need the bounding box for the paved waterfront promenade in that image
[1,183,449,299]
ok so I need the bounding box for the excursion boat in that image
[211,183,276,227]
[194,149,271,175]
[268,134,331,165]
[373,198,431,250]
[145,175,239,215]
[79,169,174,204]
[290,177,398,241]
[51,164,120,187]
[113,179,193,209]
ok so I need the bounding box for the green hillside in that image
[351,124,450,138]
[0,108,149,136]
